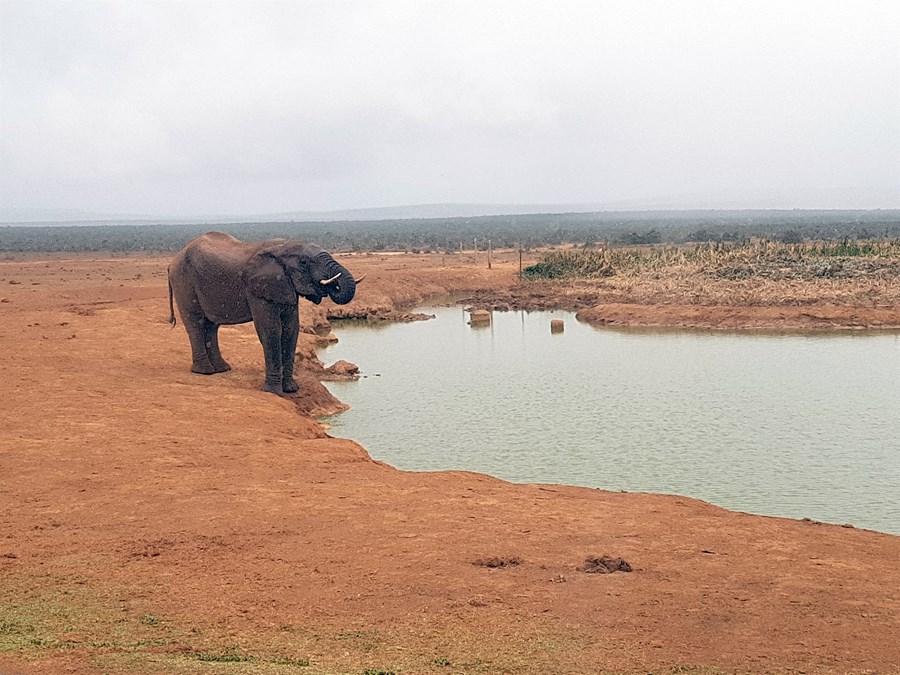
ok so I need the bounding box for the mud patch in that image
[330,308,436,322]
[459,284,601,312]
[578,556,632,574]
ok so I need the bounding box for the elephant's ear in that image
[241,248,297,304]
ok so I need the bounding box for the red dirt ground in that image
[1,251,898,674]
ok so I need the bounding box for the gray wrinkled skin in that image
[168,232,357,396]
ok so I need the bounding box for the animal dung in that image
[551,319,565,333]
[472,556,522,568]
[578,556,632,574]
[468,308,491,325]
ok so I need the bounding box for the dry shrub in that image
[521,240,900,308]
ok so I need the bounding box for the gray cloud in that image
[1,0,898,218]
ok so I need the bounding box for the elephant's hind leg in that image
[181,315,220,375]
[171,279,227,375]
[205,321,231,373]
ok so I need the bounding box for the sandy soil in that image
[1,250,899,674]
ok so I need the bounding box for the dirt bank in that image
[450,246,900,331]
[1,251,899,674]
[576,301,900,331]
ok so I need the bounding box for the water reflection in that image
[321,307,900,535]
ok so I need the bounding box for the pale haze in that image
[1,0,898,220]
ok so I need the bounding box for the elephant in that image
[168,231,361,396]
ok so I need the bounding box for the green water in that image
[321,307,900,535]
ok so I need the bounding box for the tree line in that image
[1,210,899,253]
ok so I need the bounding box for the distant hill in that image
[241,203,602,222]
[2,184,898,226]
[0,203,610,225]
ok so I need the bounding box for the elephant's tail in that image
[167,269,176,328]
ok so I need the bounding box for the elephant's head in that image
[242,241,360,306]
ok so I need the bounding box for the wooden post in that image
[488,239,492,269]
[518,247,523,274]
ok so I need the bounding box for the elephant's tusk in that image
[320,272,342,285]
[354,274,366,284]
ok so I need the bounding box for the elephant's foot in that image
[282,377,299,393]
[211,360,231,373]
[191,361,218,375]
[260,382,284,397]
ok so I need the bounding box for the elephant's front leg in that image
[280,305,301,393]
[249,298,285,395]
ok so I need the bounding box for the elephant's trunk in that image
[322,258,356,305]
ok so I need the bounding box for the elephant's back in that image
[190,231,250,256]
[192,231,244,247]
[170,232,254,323]
[172,232,254,270]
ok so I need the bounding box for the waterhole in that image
[321,306,900,535]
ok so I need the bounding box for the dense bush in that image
[522,250,615,279]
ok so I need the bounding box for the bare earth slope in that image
[1,252,898,674]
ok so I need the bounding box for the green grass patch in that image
[2,572,690,673]
[192,649,254,663]
[810,238,900,257]
[0,573,172,655]
[269,655,311,667]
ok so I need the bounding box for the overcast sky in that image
[1,0,898,218]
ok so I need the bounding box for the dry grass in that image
[520,240,900,308]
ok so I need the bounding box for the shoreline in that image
[317,302,899,538]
